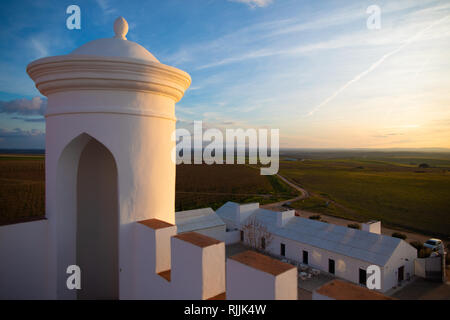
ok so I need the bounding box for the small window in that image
[302,250,308,265]
[280,243,286,256]
[328,259,335,274]
[359,268,367,286]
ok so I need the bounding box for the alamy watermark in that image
[66,265,81,290]
[66,5,81,30]
[367,5,381,30]
[172,121,279,175]
[366,265,381,289]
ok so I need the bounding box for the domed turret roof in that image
[27,16,191,103]
[70,17,160,63]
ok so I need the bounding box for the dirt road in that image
[263,173,444,246]
[261,174,309,209]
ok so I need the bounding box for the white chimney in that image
[362,221,381,234]
[235,203,259,225]
[276,210,295,228]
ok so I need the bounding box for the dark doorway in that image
[302,250,308,264]
[398,266,404,284]
[359,268,367,286]
[76,138,118,299]
[261,237,266,250]
[240,230,244,242]
[328,259,335,274]
[280,243,286,256]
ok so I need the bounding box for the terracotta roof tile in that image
[138,218,174,230]
[173,232,221,248]
[229,250,296,276]
[208,292,226,300]
[158,270,171,282]
[316,280,394,300]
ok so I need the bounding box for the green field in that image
[175,163,298,211]
[2,151,449,238]
[280,156,450,237]
[0,155,45,224]
[0,155,298,225]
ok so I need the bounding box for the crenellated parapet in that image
[135,218,297,300]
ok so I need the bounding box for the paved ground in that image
[297,271,335,293]
[391,276,450,300]
[298,288,312,300]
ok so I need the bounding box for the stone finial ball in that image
[114,17,129,40]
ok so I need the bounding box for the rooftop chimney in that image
[362,221,381,234]
[276,210,295,228]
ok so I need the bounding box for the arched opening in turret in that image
[56,133,119,299]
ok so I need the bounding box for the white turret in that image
[27,17,191,299]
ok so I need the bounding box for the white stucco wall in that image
[225,230,241,245]
[202,242,226,299]
[45,107,179,299]
[265,233,418,292]
[171,236,225,299]
[0,220,50,299]
[226,258,277,300]
[274,267,298,300]
[266,235,378,286]
[226,258,297,300]
[383,241,417,291]
[133,222,177,299]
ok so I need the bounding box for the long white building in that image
[216,202,418,293]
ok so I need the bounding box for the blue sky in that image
[0,0,449,149]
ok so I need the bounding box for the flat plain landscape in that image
[279,150,450,238]
[0,154,45,224]
[0,154,298,225]
[1,150,449,240]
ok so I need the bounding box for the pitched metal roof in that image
[216,202,403,266]
[175,207,226,234]
[215,202,239,223]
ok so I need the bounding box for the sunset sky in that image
[0,0,449,149]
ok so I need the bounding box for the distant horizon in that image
[2,146,450,154]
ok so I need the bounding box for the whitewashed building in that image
[216,202,417,293]
[175,208,226,241]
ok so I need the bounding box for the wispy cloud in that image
[0,128,45,149]
[95,0,117,15]
[229,0,273,9]
[11,116,45,123]
[307,13,450,116]
[0,97,47,116]
[169,1,450,71]
[0,128,44,138]
[30,38,48,58]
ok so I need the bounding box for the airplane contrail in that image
[307,14,450,116]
